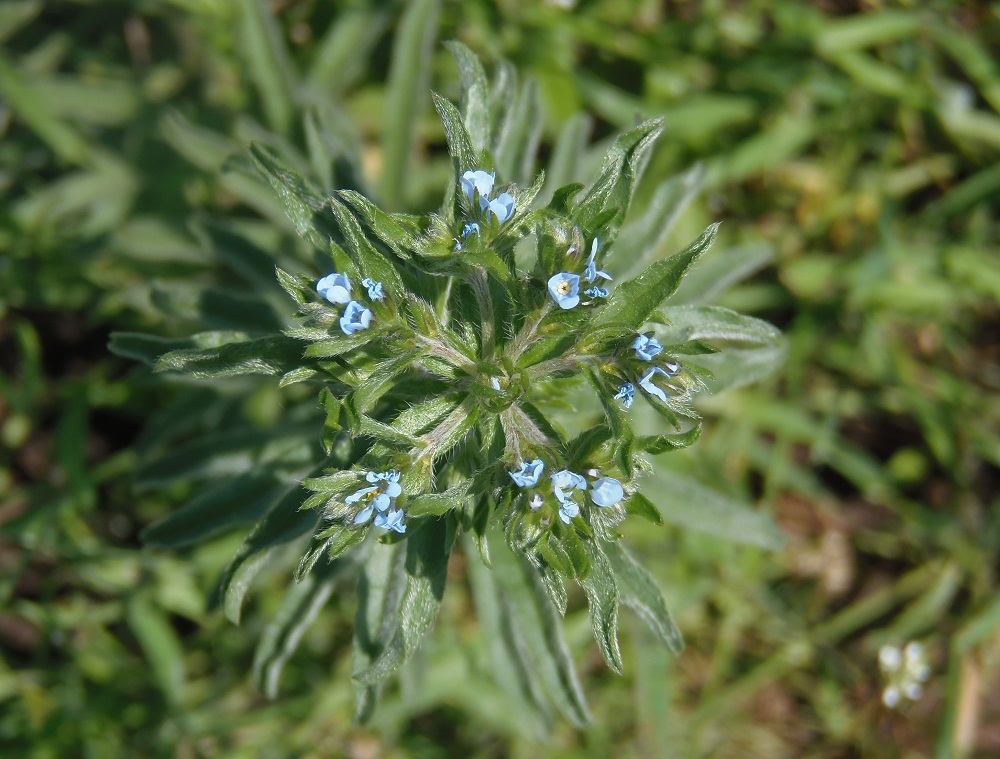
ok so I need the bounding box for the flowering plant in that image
[115,45,782,725]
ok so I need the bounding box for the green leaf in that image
[142,472,284,548]
[249,143,337,251]
[431,91,479,174]
[494,77,542,184]
[238,0,296,134]
[578,541,623,674]
[484,532,591,726]
[353,518,452,684]
[445,41,491,153]
[352,541,405,722]
[254,558,347,698]
[637,422,703,455]
[406,483,471,518]
[108,332,196,366]
[155,335,304,379]
[657,305,782,347]
[338,189,419,258]
[215,483,319,624]
[300,327,383,359]
[651,469,786,550]
[352,349,426,414]
[605,542,684,654]
[623,492,663,526]
[591,222,721,330]
[379,0,440,208]
[126,592,185,706]
[328,196,406,297]
[572,118,664,239]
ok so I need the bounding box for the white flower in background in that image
[879,641,930,708]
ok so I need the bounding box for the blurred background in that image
[2,0,999,757]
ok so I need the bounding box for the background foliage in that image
[2,1,999,757]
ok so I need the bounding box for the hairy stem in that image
[508,301,552,361]
[469,268,494,358]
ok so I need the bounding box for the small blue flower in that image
[462,222,480,239]
[639,366,671,403]
[365,469,402,498]
[614,383,635,409]
[558,499,580,524]
[461,170,495,208]
[361,278,384,301]
[547,272,581,310]
[374,507,406,534]
[529,493,544,510]
[583,239,612,283]
[584,286,608,298]
[510,459,545,488]
[590,477,624,507]
[350,470,403,525]
[551,469,587,506]
[633,334,663,361]
[491,377,501,391]
[488,192,516,223]
[317,272,352,305]
[340,300,373,335]
[662,359,681,376]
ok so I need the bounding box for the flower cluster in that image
[316,271,384,335]
[461,169,515,224]
[509,459,625,524]
[346,470,406,533]
[879,642,931,708]
[612,333,684,408]
[547,238,612,310]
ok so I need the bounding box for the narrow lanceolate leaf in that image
[329,196,406,297]
[432,92,479,174]
[486,532,591,726]
[249,143,338,251]
[579,541,623,674]
[652,469,787,551]
[572,117,664,238]
[254,558,347,699]
[657,305,783,347]
[591,222,721,330]
[353,518,452,684]
[108,332,197,365]
[155,335,305,378]
[406,483,472,518]
[338,189,419,257]
[352,349,425,414]
[445,41,491,153]
[141,471,284,548]
[215,482,319,625]
[605,542,684,654]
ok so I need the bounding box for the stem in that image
[512,406,555,447]
[500,409,523,463]
[438,276,454,327]
[413,333,474,371]
[508,301,552,361]
[469,268,495,358]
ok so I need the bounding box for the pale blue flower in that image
[662,359,681,376]
[590,477,624,507]
[639,366,671,403]
[633,334,663,361]
[487,192,515,223]
[584,286,608,298]
[461,170,495,208]
[317,272,352,305]
[491,377,501,391]
[340,300,373,335]
[583,239,612,283]
[547,272,581,310]
[551,469,587,506]
[365,469,401,498]
[350,470,403,525]
[529,493,544,510]
[558,499,580,524]
[462,222,480,239]
[614,382,635,409]
[510,459,544,487]
[361,278,384,301]
[374,507,406,534]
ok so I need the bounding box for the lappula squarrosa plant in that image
[123,46,783,725]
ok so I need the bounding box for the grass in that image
[1,1,999,757]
